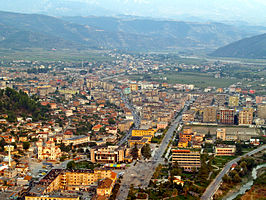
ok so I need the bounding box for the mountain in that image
[210,33,266,59]
[63,16,266,49]
[0,10,265,51]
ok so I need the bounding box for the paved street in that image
[117,91,140,146]
[116,105,188,200]
[201,144,266,200]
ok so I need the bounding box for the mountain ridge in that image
[0,10,265,52]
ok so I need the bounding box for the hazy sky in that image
[1,0,266,25]
[92,0,266,24]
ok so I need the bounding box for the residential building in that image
[182,110,195,122]
[178,138,188,148]
[63,135,90,146]
[219,109,235,124]
[28,169,116,197]
[216,128,226,141]
[257,104,266,119]
[128,136,149,148]
[239,108,253,125]
[229,96,239,107]
[203,106,217,123]
[25,197,79,200]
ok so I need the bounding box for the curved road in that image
[201,144,266,200]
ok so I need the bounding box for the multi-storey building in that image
[130,84,139,92]
[182,110,195,122]
[26,197,79,200]
[27,169,116,199]
[229,96,239,107]
[257,104,266,119]
[203,106,217,123]
[219,109,235,124]
[90,146,125,164]
[171,149,201,171]
[131,129,156,137]
[62,135,90,146]
[239,108,253,125]
[216,128,226,141]
[215,144,236,156]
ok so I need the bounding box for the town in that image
[0,52,265,200]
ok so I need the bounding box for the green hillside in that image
[0,88,49,122]
[210,33,266,59]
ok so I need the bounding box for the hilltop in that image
[0,88,49,122]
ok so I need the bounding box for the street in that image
[116,105,188,200]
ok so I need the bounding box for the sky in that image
[1,0,266,25]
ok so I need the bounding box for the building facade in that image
[90,146,125,164]
[215,145,236,156]
[172,149,201,171]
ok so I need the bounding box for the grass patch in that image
[213,156,237,168]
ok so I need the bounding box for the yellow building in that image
[130,84,138,92]
[215,145,236,156]
[229,96,239,107]
[216,128,226,141]
[239,108,253,125]
[25,197,79,200]
[131,129,156,137]
[128,136,149,148]
[178,138,188,148]
[96,178,115,196]
[28,169,117,196]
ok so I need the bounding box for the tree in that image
[67,161,76,169]
[170,162,182,176]
[131,143,139,160]
[141,143,151,160]
[23,141,30,150]
[233,173,241,183]
[222,174,231,184]
[108,118,116,124]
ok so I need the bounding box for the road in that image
[201,144,266,200]
[117,91,140,146]
[116,105,188,200]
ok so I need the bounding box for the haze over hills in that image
[1,0,266,26]
[210,33,266,59]
[0,10,265,52]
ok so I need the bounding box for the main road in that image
[116,105,188,200]
[117,90,140,146]
[201,144,266,200]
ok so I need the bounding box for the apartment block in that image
[257,104,266,119]
[239,108,253,125]
[216,128,226,141]
[219,109,235,124]
[229,96,239,107]
[203,106,217,123]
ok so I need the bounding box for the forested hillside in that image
[0,88,49,122]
